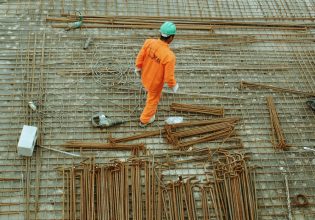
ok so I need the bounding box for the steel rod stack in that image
[266,96,289,150]
[60,149,256,220]
[200,185,217,219]
[63,141,146,151]
[206,150,258,220]
[45,14,313,31]
[170,102,224,116]
[240,81,315,97]
[162,177,199,220]
[62,159,157,220]
[165,118,239,150]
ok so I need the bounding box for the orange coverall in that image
[136,39,177,124]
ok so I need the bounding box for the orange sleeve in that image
[135,40,148,69]
[164,55,176,88]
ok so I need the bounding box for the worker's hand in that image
[172,83,179,93]
[134,67,142,77]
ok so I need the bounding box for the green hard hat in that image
[160,21,176,37]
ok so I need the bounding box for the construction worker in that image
[135,21,179,127]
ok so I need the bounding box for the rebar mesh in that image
[0,0,314,219]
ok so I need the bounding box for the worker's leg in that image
[140,90,162,124]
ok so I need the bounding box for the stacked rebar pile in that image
[46,14,215,31]
[46,14,312,31]
[170,102,224,116]
[61,150,256,220]
[62,159,158,220]
[157,151,257,220]
[240,81,315,97]
[63,141,146,151]
[161,177,199,219]
[206,150,258,220]
[165,117,239,150]
[266,96,289,150]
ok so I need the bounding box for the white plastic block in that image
[165,116,184,125]
[17,125,38,157]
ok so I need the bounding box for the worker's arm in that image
[164,56,177,88]
[135,40,149,69]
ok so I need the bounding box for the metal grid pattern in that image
[4,0,315,18]
[0,0,315,219]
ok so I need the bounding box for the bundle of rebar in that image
[109,130,165,143]
[266,96,289,150]
[108,117,240,146]
[61,150,255,220]
[205,150,258,220]
[240,81,315,97]
[161,177,199,220]
[159,151,257,220]
[62,159,158,220]
[170,102,224,116]
[63,141,146,151]
[46,14,311,31]
[165,118,239,150]
[47,15,215,31]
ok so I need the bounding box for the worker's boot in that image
[139,115,155,128]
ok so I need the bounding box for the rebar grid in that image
[2,0,315,18]
[0,0,314,219]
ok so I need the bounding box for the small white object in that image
[165,116,183,124]
[83,37,93,50]
[28,101,37,111]
[17,125,38,157]
[98,114,107,126]
[304,147,315,152]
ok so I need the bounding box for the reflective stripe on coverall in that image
[136,39,176,123]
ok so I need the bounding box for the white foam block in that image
[17,125,38,157]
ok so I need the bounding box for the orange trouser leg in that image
[140,90,162,123]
